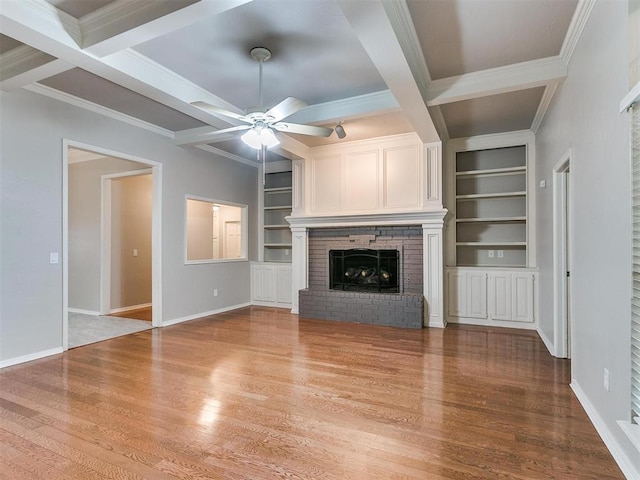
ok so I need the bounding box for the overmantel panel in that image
[303,133,440,217]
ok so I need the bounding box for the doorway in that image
[553,150,571,359]
[63,140,162,350]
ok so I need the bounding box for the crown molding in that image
[559,0,596,64]
[427,56,567,106]
[531,82,560,133]
[25,83,174,138]
[428,105,449,142]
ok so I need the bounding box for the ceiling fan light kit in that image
[190,46,333,155]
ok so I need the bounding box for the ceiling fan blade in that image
[191,101,250,123]
[273,122,334,137]
[266,97,307,122]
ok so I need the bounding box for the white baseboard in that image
[251,301,292,309]
[109,303,152,314]
[446,316,536,330]
[536,325,556,356]
[68,308,100,316]
[0,347,64,369]
[163,302,251,327]
[571,380,640,480]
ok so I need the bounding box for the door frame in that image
[100,169,153,316]
[552,149,571,358]
[62,140,163,350]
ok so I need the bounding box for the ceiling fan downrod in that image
[250,47,272,109]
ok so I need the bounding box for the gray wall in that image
[110,174,152,310]
[0,89,258,362]
[68,156,147,312]
[535,0,639,472]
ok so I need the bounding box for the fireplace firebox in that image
[329,249,399,293]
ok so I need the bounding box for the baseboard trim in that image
[447,316,536,330]
[109,303,152,314]
[535,325,556,356]
[0,347,64,369]
[570,380,640,480]
[251,301,292,309]
[163,302,251,327]
[68,308,100,316]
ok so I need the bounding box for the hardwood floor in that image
[109,306,153,322]
[0,307,624,479]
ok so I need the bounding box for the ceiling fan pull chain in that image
[262,145,267,185]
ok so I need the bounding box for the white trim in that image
[621,81,640,113]
[0,347,64,369]
[109,303,152,314]
[286,209,447,229]
[559,0,596,64]
[62,142,70,351]
[617,421,640,453]
[67,308,101,316]
[447,316,537,330]
[162,302,251,327]
[571,381,640,480]
[536,325,555,355]
[26,84,174,138]
[531,82,560,134]
[553,150,571,358]
[196,144,257,168]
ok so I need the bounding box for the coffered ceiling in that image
[0,0,589,165]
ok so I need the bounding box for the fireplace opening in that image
[329,249,399,293]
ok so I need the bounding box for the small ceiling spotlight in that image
[335,122,346,139]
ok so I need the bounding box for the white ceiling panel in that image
[133,0,386,109]
[439,86,545,139]
[40,68,207,131]
[409,0,577,80]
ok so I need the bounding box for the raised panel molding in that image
[424,142,442,208]
[467,271,488,319]
[383,144,421,209]
[310,154,342,213]
[344,150,379,211]
[292,159,304,214]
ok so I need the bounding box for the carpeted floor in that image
[68,312,152,348]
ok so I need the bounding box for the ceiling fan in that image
[191,47,334,150]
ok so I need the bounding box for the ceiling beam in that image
[338,0,439,143]
[0,0,242,130]
[426,56,567,107]
[0,44,72,91]
[81,0,252,57]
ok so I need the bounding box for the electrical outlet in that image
[214,289,218,297]
[50,252,59,264]
[132,249,138,257]
[285,249,290,256]
[497,250,504,258]
[488,250,495,258]
[603,369,610,392]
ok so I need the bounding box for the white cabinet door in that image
[511,272,535,322]
[447,271,467,317]
[276,265,293,304]
[467,271,487,319]
[488,272,513,321]
[251,264,276,302]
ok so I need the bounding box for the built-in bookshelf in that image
[263,170,292,263]
[455,146,527,267]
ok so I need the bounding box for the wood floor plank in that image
[0,307,625,479]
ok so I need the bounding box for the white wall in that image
[536,0,639,475]
[68,156,147,312]
[0,89,258,363]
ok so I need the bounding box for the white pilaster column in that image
[290,226,308,314]
[423,221,445,328]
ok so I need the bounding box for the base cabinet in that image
[251,262,292,308]
[447,268,536,326]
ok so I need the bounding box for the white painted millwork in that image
[446,268,536,327]
[251,262,292,308]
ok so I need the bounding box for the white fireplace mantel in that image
[286,209,448,229]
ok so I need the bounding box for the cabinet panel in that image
[447,271,467,317]
[383,145,421,209]
[512,273,534,322]
[276,265,293,304]
[252,264,275,302]
[311,154,342,213]
[344,150,379,211]
[489,273,512,320]
[467,271,487,319]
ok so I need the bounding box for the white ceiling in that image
[0,0,586,164]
